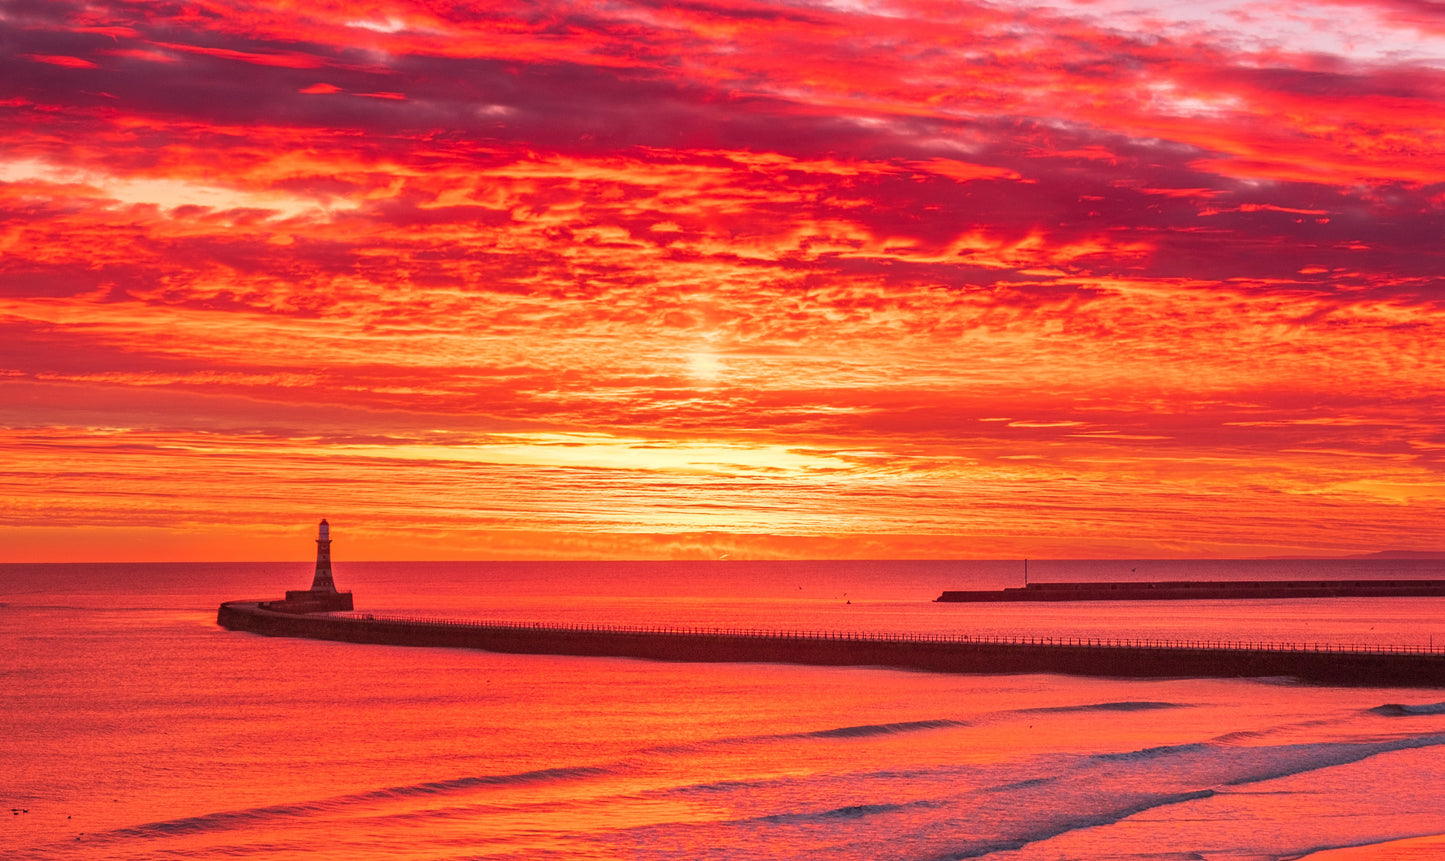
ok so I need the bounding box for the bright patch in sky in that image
[686,352,724,382]
[330,434,863,476]
[0,158,354,218]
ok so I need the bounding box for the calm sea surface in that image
[5,558,1445,860]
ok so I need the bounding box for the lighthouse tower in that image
[311,518,337,593]
[275,518,353,613]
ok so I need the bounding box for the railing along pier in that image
[339,612,1445,658]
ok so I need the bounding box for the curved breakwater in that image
[217,601,1445,687]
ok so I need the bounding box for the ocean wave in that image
[1282,832,1445,861]
[670,778,775,795]
[84,765,614,842]
[979,776,1055,794]
[687,718,970,750]
[928,789,1218,860]
[1092,742,1211,762]
[369,766,615,799]
[1212,715,1342,746]
[1083,733,1445,786]
[1016,701,1185,715]
[1212,729,1271,744]
[1219,734,1445,787]
[1368,702,1445,717]
[755,799,937,825]
[802,719,969,739]
[642,718,969,757]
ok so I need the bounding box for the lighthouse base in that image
[262,590,355,614]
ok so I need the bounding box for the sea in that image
[6,557,1445,861]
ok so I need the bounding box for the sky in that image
[3,0,1444,562]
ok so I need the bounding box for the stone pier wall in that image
[217,601,1445,687]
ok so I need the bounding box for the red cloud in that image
[22,53,98,68]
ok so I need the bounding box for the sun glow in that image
[686,351,723,382]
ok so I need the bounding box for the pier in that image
[936,579,1445,602]
[217,601,1445,687]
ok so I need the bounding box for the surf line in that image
[217,600,1445,688]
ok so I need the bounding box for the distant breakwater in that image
[936,579,1445,602]
[216,601,1445,687]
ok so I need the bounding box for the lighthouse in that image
[311,518,337,593]
[273,519,354,613]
